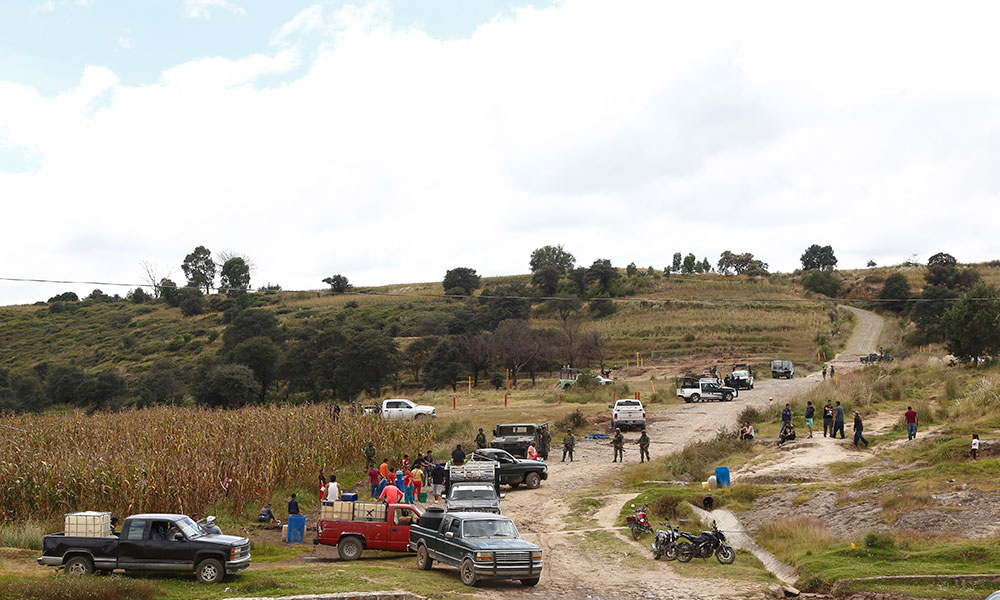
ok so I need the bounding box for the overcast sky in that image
[1,0,998,305]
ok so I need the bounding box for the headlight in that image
[475,552,492,562]
[531,551,542,561]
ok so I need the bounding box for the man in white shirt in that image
[326,474,341,501]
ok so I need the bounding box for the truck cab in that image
[725,363,754,390]
[771,360,794,379]
[489,423,542,458]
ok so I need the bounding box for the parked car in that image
[724,364,754,390]
[314,501,420,560]
[37,513,250,584]
[558,367,613,389]
[409,511,542,587]
[447,482,503,514]
[469,448,547,489]
[371,398,437,420]
[490,423,543,458]
[610,399,646,430]
[770,360,794,379]
[675,377,738,403]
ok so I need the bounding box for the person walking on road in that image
[539,425,552,460]
[364,441,377,470]
[612,428,624,463]
[782,403,792,426]
[852,411,869,448]
[904,406,918,440]
[833,401,846,439]
[475,427,488,449]
[823,401,834,437]
[562,428,576,462]
[430,463,445,502]
[822,365,827,380]
[805,401,815,438]
[830,365,836,380]
[971,434,980,460]
[637,428,650,462]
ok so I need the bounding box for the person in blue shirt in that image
[781,403,792,425]
[288,493,300,516]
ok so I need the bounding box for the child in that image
[971,434,980,460]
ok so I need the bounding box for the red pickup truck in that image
[314,502,422,561]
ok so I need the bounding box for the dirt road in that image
[832,305,885,366]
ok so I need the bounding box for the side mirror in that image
[608,405,614,409]
[445,531,454,539]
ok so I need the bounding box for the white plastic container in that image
[64,511,112,537]
[707,475,718,490]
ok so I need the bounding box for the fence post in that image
[504,394,508,407]
[453,397,456,410]
[558,394,562,405]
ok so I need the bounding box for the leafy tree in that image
[453,332,491,387]
[646,266,657,277]
[128,288,151,304]
[0,370,48,412]
[136,362,187,407]
[879,273,911,312]
[478,283,531,330]
[86,289,113,303]
[529,245,575,275]
[193,363,258,409]
[672,252,683,273]
[941,282,1000,364]
[47,292,78,303]
[422,340,462,391]
[46,365,86,406]
[912,285,960,342]
[925,252,980,289]
[230,336,281,401]
[278,339,324,401]
[718,251,768,275]
[626,262,638,278]
[181,246,216,294]
[322,274,352,293]
[586,259,619,293]
[588,296,617,318]
[75,372,127,410]
[567,267,589,294]
[541,296,583,322]
[222,308,282,351]
[443,267,481,296]
[220,257,251,296]
[801,270,841,297]
[682,253,697,274]
[490,319,540,388]
[402,337,439,380]
[160,279,180,307]
[178,288,205,317]
[800,245,838,270]
[331,329,399,400]
[531,266,561,296]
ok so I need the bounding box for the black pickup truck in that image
[37,513,251,583]
[409,509,542,587]
[469,449,547,489]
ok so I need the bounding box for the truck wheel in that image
[460,558,480,586]
[723,393,733,402]
[195,558,224,584]
[416,544,433,570]
[338,537,363,561]
[64,556,94,576]
[525,472,541,489]
[521,577,540,586]
[414,413,428,421]
[690,394,700,403]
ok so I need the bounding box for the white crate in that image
[320,501,354,521]
[64,511,111,538]
[354,501,387,522]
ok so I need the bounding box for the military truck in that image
[489,423,543,458]
[770,360,794,379]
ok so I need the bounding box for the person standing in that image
[852,411,869,447]
[971,434,980,460]
[562,428,576,462]
[401,454,410,471]
[612,428,624,463]
[451,444,466,465]
[805,401,815,438]
[904,406,918,440]
[823,401,834,437]
[475,427,488,449]
[833,401,845,439]
[333,403,341,422]
[540,425,552,460]
[431,462,446,502]
[364,441,377,470]
[638,429,650,463]
[379,458,389,481]
[403,468,414,504]
[368,466,380,499]
[412,464,424,502]
[822,365,827,380]
[830,365,836,380]
[782,403,792,426]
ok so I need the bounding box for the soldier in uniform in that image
[612,428,624,462]
[539,424,552,460]
[562,428,576,462]
[638,429,650,463]
[475,427,488,449]
[363,440,377,470]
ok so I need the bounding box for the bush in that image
[489,373,504,390]
[0,575,161,600]
[0,521,43,549]
[802,270,842,297]
[864,530,895,549]
[555,408,587,431]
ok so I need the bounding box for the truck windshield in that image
[463,519,518,538]
[175,517,204,539]
[497,426,533,436]
[450,486,496,501]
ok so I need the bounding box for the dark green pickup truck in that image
[408,509,542,587]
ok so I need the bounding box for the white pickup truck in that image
[675,377,738,403]
[610,399,646,430]
[366,398,437,420]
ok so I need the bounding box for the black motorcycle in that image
[675,521,735,564]
[650,526,680,561]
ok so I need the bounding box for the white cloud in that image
[33,0,55,14]
[2,0,1000,305]
[75,0,95,7]
[182,0,246,20]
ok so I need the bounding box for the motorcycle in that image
[675,521,735,564]
[626,503,653,540]
[650,526,680,561]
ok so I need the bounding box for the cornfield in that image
[0,405,433,523]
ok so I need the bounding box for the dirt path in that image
[689,505,797,587]
[832,305,885,366]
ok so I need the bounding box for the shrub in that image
[864,530,895,549]
[0,576,161,600]
[0,521,43,549]
[555,408,587,431]
[802,270,842,297]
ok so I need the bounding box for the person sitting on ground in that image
[526,442,540,461]
[202,516,222,535]
[257,503,279,524]
[738,422,755,441]
[778,422,796,446]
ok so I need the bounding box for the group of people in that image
[364,444,452,504]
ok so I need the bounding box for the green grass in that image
[0,523,43,551]
[838,579,1000,600]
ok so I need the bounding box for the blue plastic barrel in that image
[341,492,358,502]
[286,514,306,543]
[714,466,731,488]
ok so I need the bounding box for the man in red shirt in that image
[904,406,918,440]
[378,480,403,504]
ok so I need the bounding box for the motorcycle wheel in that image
[716,545,736,564]
[664,544,678,561]
[676,541,694,563]
[652,548,662,560]
[630,523,642,540]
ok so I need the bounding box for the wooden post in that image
[558,394,562,405]
[453,397,456,410]
[504,394,508,407]
[468,376,471,393]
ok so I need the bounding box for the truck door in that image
[388,507,414,551]
[117,519,147,568]
[384,401,401,419]
[143,520,194,570]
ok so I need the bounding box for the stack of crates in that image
[319,501,355,521]
[64,512,111,537]
[354,501,387,522]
